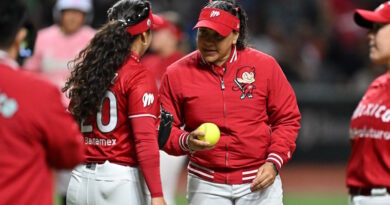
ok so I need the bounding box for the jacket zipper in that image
[214,65,229,175]
[220,67,227,117]
[220,67,229,175]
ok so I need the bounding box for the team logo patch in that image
[210,10,220,18]
[0,92,18,118]
[142,93,154,107]
[232,66,256,100]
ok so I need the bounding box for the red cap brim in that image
[193,20,232,37]
[354,9,390,28]
[151,13,164,28]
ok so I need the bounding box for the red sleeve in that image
[130,117,163,197]
[159,71,191,155]
[127,69,159,117]
[265,59,301,171]
[40,86,85,169]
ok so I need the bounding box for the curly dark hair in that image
[63,0,151,123]
[206,0,248,50]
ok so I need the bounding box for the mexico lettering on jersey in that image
[81,59,159,166]
[347,73,390,188]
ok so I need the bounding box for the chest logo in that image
[232,66,256,100]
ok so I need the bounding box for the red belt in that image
[349,187,390,196]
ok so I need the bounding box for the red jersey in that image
[160,47,301,184]
[0,59,84,205]
[81,54,162,196]
[347,72,390,188]
[142,51,184,88]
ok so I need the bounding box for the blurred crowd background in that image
[24,0,387,165]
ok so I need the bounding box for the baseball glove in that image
[158,108,173,149]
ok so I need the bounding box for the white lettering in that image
[352,104,364,119]
[352,103,390,123]
[364,104,374,116]
[84,137,117,146]
[81,119,93,133]
[375,105,386,118]
[350,127,390,140]
[210,10,220,18]
[370,104,379,116]
[97,91,118,133]
[142,93,154,107]
[82,90,118,133]
[382,110,390,122]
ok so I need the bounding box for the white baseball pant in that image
[66,160,147,205]
[187,173,283,205]
[159,151,186,205]
[349,193,390,205]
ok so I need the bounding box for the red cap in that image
[153,16,183,40]
[193,8,240,37]
[127,10,163,36]
[354,1,390,28]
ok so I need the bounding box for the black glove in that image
[158,109,173,149]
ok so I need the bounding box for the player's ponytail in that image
[63,0,151,123]
[206,0,248,50]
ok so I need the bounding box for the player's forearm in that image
[130,117,163,197]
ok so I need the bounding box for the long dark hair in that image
[206,0,248,50]
[63,0,151,123]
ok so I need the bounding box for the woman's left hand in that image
[250,162,277,192]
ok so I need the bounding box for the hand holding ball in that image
[196,123,220,146]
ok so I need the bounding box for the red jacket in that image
[347,72,390,188]
[0,59,85,205]
[160,47,301,184]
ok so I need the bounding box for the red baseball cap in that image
[193,8,240,37]
[354,1,390,28]
[127,10,163,36]
[153,16,183,40]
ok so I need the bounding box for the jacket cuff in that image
[266,153,284,172]
[178,132,191,152]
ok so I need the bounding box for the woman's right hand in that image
[151,197,166,205]
[187,130,215,152]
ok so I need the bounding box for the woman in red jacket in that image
[63,0,166,205]
[347,2,390,205]
[159,0,301,204]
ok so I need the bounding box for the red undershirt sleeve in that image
[130,116,163,197]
